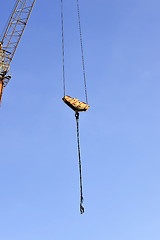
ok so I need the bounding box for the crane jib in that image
[0,0,35,105]
[0,0,36,81]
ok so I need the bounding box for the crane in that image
[0,0,36,105]
[0,0,88,214]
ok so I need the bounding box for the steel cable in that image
[61,0,65,96]
[76,0,88,104]
[75,112,85,214]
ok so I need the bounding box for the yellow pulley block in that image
[62,95,90,112]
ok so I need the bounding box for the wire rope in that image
[76,0,88,104]
[75,112,85,214]
[61,0,88,214]
[61,0,65,97]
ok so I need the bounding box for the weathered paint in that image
[62,95,90,112]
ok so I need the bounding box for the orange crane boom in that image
[0,0,36,105]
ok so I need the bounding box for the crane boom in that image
[0,0,35,105]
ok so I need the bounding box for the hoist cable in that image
[61,0,88,104]
[75,112,85,214]
[61,0,65,97]
[61,0,87,214]
[76,0,88,105]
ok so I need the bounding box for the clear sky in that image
[0,0,160,239]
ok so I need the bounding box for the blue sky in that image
[1,0,160,239]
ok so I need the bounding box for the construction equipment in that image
[61,0,89,214]
[0,0,36,105]
[62,96,90,112]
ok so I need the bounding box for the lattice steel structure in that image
[0,0,35,104]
